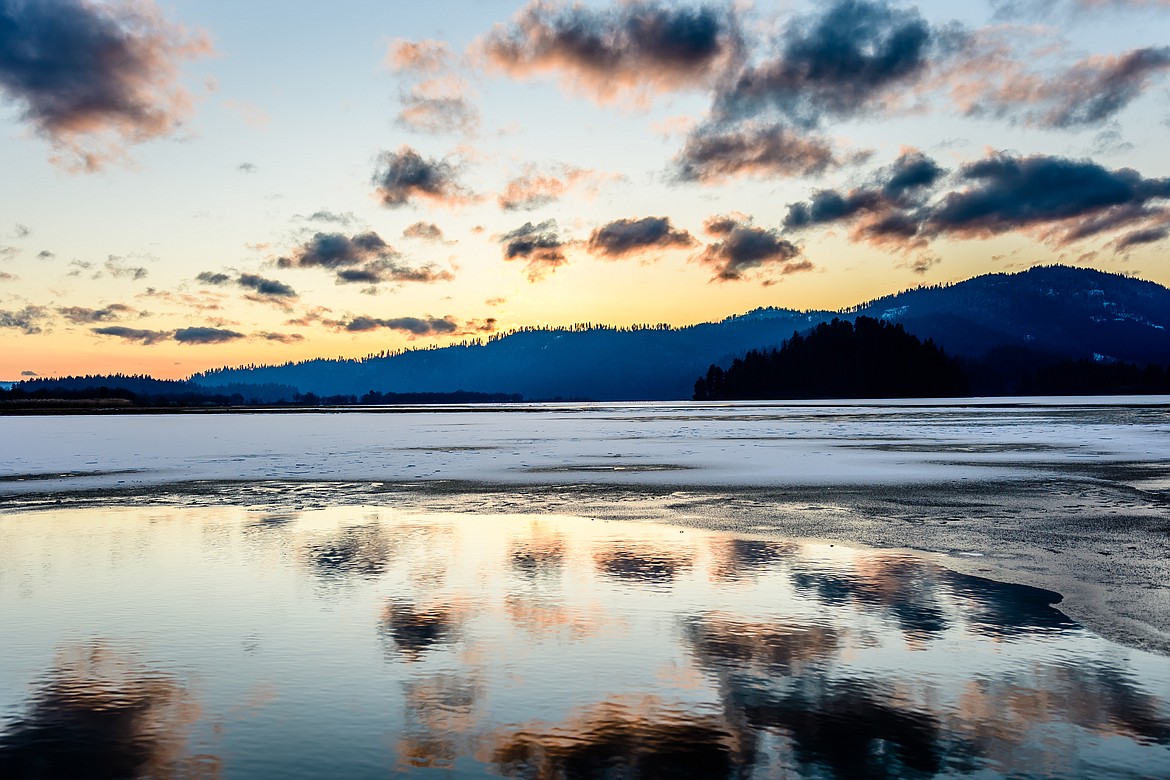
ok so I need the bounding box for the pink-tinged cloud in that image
[0,0,213,171]
[673,121,852,183]
[477,1,742,106]
[387,39,455,73]
[694,215,810,282]
[397,75,480,135]
[498,165,621,210]
[945,31,1170,129]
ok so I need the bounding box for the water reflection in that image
[0,642,214,780]
[0,506,1167,778]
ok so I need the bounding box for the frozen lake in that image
[1,505,1168,778]
[2,398,1168,494]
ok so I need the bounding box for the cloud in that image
[337,314,497,337]
[36,250,54,260]
[586,216,696,259]
[238,273,296,298]
[58,303,135,324]
[498,164,620,210]
[237,162,257,174]
[477,0,742,105]
[402,221,445,241]
[299,209,358,226]
[173,326,245,344]
[276,231,453,286]
[0,0,212,171]
[927,153,1170,245]
[397,76,480,135]
[712,0,949,127]
[387,39,455,74]
[952,45,1170,129]
[13,223,30,238]
[371,146,470,207]
[91,325,170,344]
[195,271,231,285]
[20,370,37,376]
[499,219,568,281]
[0,271,16,281]
[257,331,305,343]
[0,305,48,334]
[672,121,849,183]
[104,256,148,280]
[783,149,945,249]
[783,150,1170,252]
[694,214,810,281]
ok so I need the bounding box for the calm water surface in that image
[0,505,1167,779]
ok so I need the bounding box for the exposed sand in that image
[2,398,1168,655]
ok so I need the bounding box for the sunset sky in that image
[3,0,1170,379]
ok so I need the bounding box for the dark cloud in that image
[91,325,170,344]
[0,271,17,281]
[402,221,444,241]
[499,219,568,281]
[0,0,212,171]
[58,304,135,324]
[672,121,847,183]
[339,315,496,337]
[238,273,296,298]
[0,305,48,334]
[20,370,37,376]
[237,162,256,174]
[172,326,244,344]
[927,153,1170,243]
[195,271,231,285]
[957,45,1170,129]
[371,146,469,207]
[258,331,305,343]
[695,214,810,282]
[36,250,54,260]
[784,150,1170,252]
[713,0,946,127]
[783,150,944,249]
[478,1,742,104]
[586,216,696,259]
[277,231,452,286]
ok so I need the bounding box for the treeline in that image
[693,317,968,400]
[1,375,525,410]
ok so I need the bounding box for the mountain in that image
[192,266,1170,400]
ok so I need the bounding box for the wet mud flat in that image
[1,501,1168,778]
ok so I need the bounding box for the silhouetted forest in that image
[0,375,523,410]
[693,317,969,400]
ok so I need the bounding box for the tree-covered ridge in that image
[693,317,968,400]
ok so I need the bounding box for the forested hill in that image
[694,318,968,400]
[192,266,1170,400]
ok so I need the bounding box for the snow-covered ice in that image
[2,397,1167,495]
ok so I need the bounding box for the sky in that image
[2,0,1170,380]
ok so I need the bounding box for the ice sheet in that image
[2,398,1167,495]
